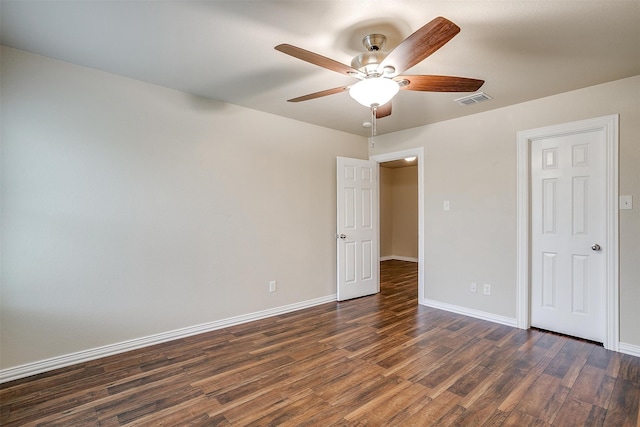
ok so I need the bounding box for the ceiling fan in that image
[275,16,484,123]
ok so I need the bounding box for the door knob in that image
[591,243,601,251]
[338,234,346,239]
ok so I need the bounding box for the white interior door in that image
[530,130,606,342]
[336,157,379,301]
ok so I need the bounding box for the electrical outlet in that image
[470,282,477,293]
[269,280,277,292]
[483,284,491,296]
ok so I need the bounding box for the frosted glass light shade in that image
[349,77,399,107]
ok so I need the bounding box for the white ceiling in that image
[1,1,639,137]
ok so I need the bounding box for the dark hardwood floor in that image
[2,260,639,426]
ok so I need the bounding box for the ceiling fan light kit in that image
[275,16,484,133]
[349,77,400,107]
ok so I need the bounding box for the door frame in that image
[371,148,425,303]
[516,115,619,350]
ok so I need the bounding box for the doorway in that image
[371,148,425,303]
[516,115,619,350]
[379,160,418,263]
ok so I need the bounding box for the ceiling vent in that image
[454,92,492,106]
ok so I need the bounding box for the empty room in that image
[1,1,639,425]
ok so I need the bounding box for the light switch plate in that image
[620,195,633,210]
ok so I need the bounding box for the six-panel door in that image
[531,130,606,342]
[336,157,379,301]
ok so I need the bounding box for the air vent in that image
[454,92,492,106]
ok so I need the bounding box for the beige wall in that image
[370,75,640,348]
[2,45,637,372]
[0,47,368,370]
[380,166,418,260]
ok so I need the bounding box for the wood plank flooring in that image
[2,260,639,426]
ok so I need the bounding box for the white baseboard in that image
[618,342,640,358]
[380,256,419,263]
[422,298,517,328]
[0,294,337,384]
[424,299,640,355]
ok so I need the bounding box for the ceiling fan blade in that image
[396,75,484,92]
[376,102,392,118]
[287,86,350,102]
[275,44,362,76]
[380,17,460,74]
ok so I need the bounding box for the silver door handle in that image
[338,234,346,239]
[591,243,601,251]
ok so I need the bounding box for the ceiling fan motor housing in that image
[351,51,387,75]
[351,34,389,76]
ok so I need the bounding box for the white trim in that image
[424,299,517,327]
[371,148,425,303]
[516,114,619,351]
[618,342,640,358]
[0,294,336,384]
[380,255,419,263]
[516,133,530,330]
